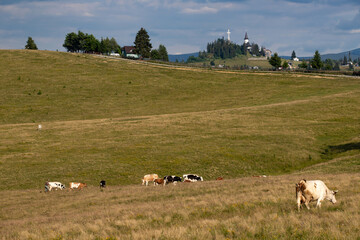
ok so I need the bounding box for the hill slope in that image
[1,50,360,190]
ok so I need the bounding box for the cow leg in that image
[142,179,145,185]
[146,180,149,186]
[316,200,322,208]
[304,200,310,210]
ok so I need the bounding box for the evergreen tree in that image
[269,53,282,69]
[25,37,38,50]
[299,60,308,69]
[291,50,296,60]
[342,56,348,65]
[134,27,152,58]
[311,50,323,69]
[150,49,160,60]
[158,44,169,61]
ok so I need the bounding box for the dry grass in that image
[0,173,359,239]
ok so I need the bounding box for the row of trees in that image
[63,31,120,54]
[269,50,348,71]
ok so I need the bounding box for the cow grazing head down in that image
[327,190,338,204]
[296,179,338,211]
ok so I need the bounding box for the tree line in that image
[63,31,120,54]
[269,50,358,71]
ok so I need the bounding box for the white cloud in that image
[182,6,218,14]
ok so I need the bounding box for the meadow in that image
[0,50,359,239]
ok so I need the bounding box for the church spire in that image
[244,32,249,44]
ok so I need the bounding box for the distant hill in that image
[281,48,360,61]
[168,52,199,62]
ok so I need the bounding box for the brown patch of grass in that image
[0,173,359,239]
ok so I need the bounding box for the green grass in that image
[1,50,360,190]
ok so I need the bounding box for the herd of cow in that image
[44,174,338,211]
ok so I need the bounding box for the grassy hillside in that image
[1,50,360,191]
[1,172,359,239]
[1,50,360,239]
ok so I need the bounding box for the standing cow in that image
[296,179,338,211]
[45,182,66,192]
[183,174,203,182]
[142,174,159,186]
[164,175,182,185]
[69,182,87,190]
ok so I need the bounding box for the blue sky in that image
[0,0,360,56]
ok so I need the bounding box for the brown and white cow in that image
[154,178,165,186]
[69,182,87,190]
[296,179,338,211]
[142,174,159,186]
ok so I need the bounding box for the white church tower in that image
[244,32,249,44]
[227,29,231,42]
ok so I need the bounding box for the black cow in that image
[164,175,182,185]
[183,174,203,182]
[100,180,106,189]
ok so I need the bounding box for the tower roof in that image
[244,32,248,40]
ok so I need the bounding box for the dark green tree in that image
[299,60,308,69]
[158,44,169,61]
[311,50,323,69]
[100,37,111,55]
[25,37,38,50]
[134,27,152,58]
[251,44,260,56]
[269,53,282,69]
[282,61,289,69]
[82,34,100,53]
[342,56,348,65]
[150,49,160,60]
[109,37,120,53]
[63,32,79,52]
[291,50,296,60]
[324,59,334,70]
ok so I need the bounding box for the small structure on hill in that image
[121,46,140,59]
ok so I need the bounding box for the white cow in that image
[142,174,159,186]
[45,181,66,192]
[296,179,338,211]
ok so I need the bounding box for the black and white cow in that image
[45,181,66,192]
[183,174,203,182]
[99,180,106,189]
[164,175,182,185]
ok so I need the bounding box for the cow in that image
[183,174,203,182]
[164,175,182,185]
[296,179,338,211]
[99,180,106,189]
[154,178,165,186]
[69,182,87,190]
[142,174,159,186]
[45,181,65,192]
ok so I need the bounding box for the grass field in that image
[0,50,360,239]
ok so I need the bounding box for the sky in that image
[0,0,360,56]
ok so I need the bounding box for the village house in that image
[121,46,140,59]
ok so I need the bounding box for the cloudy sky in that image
[0,0,360,56]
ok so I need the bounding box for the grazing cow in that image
[183,174,203,182]
[69,182,87,190]
[142,174,159,186]
[45,182,65,192]
[164,175,182,185]
[216,177,224,180]
[99,180,106,189]
[296,179,338,211]
[154,178,165,185]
